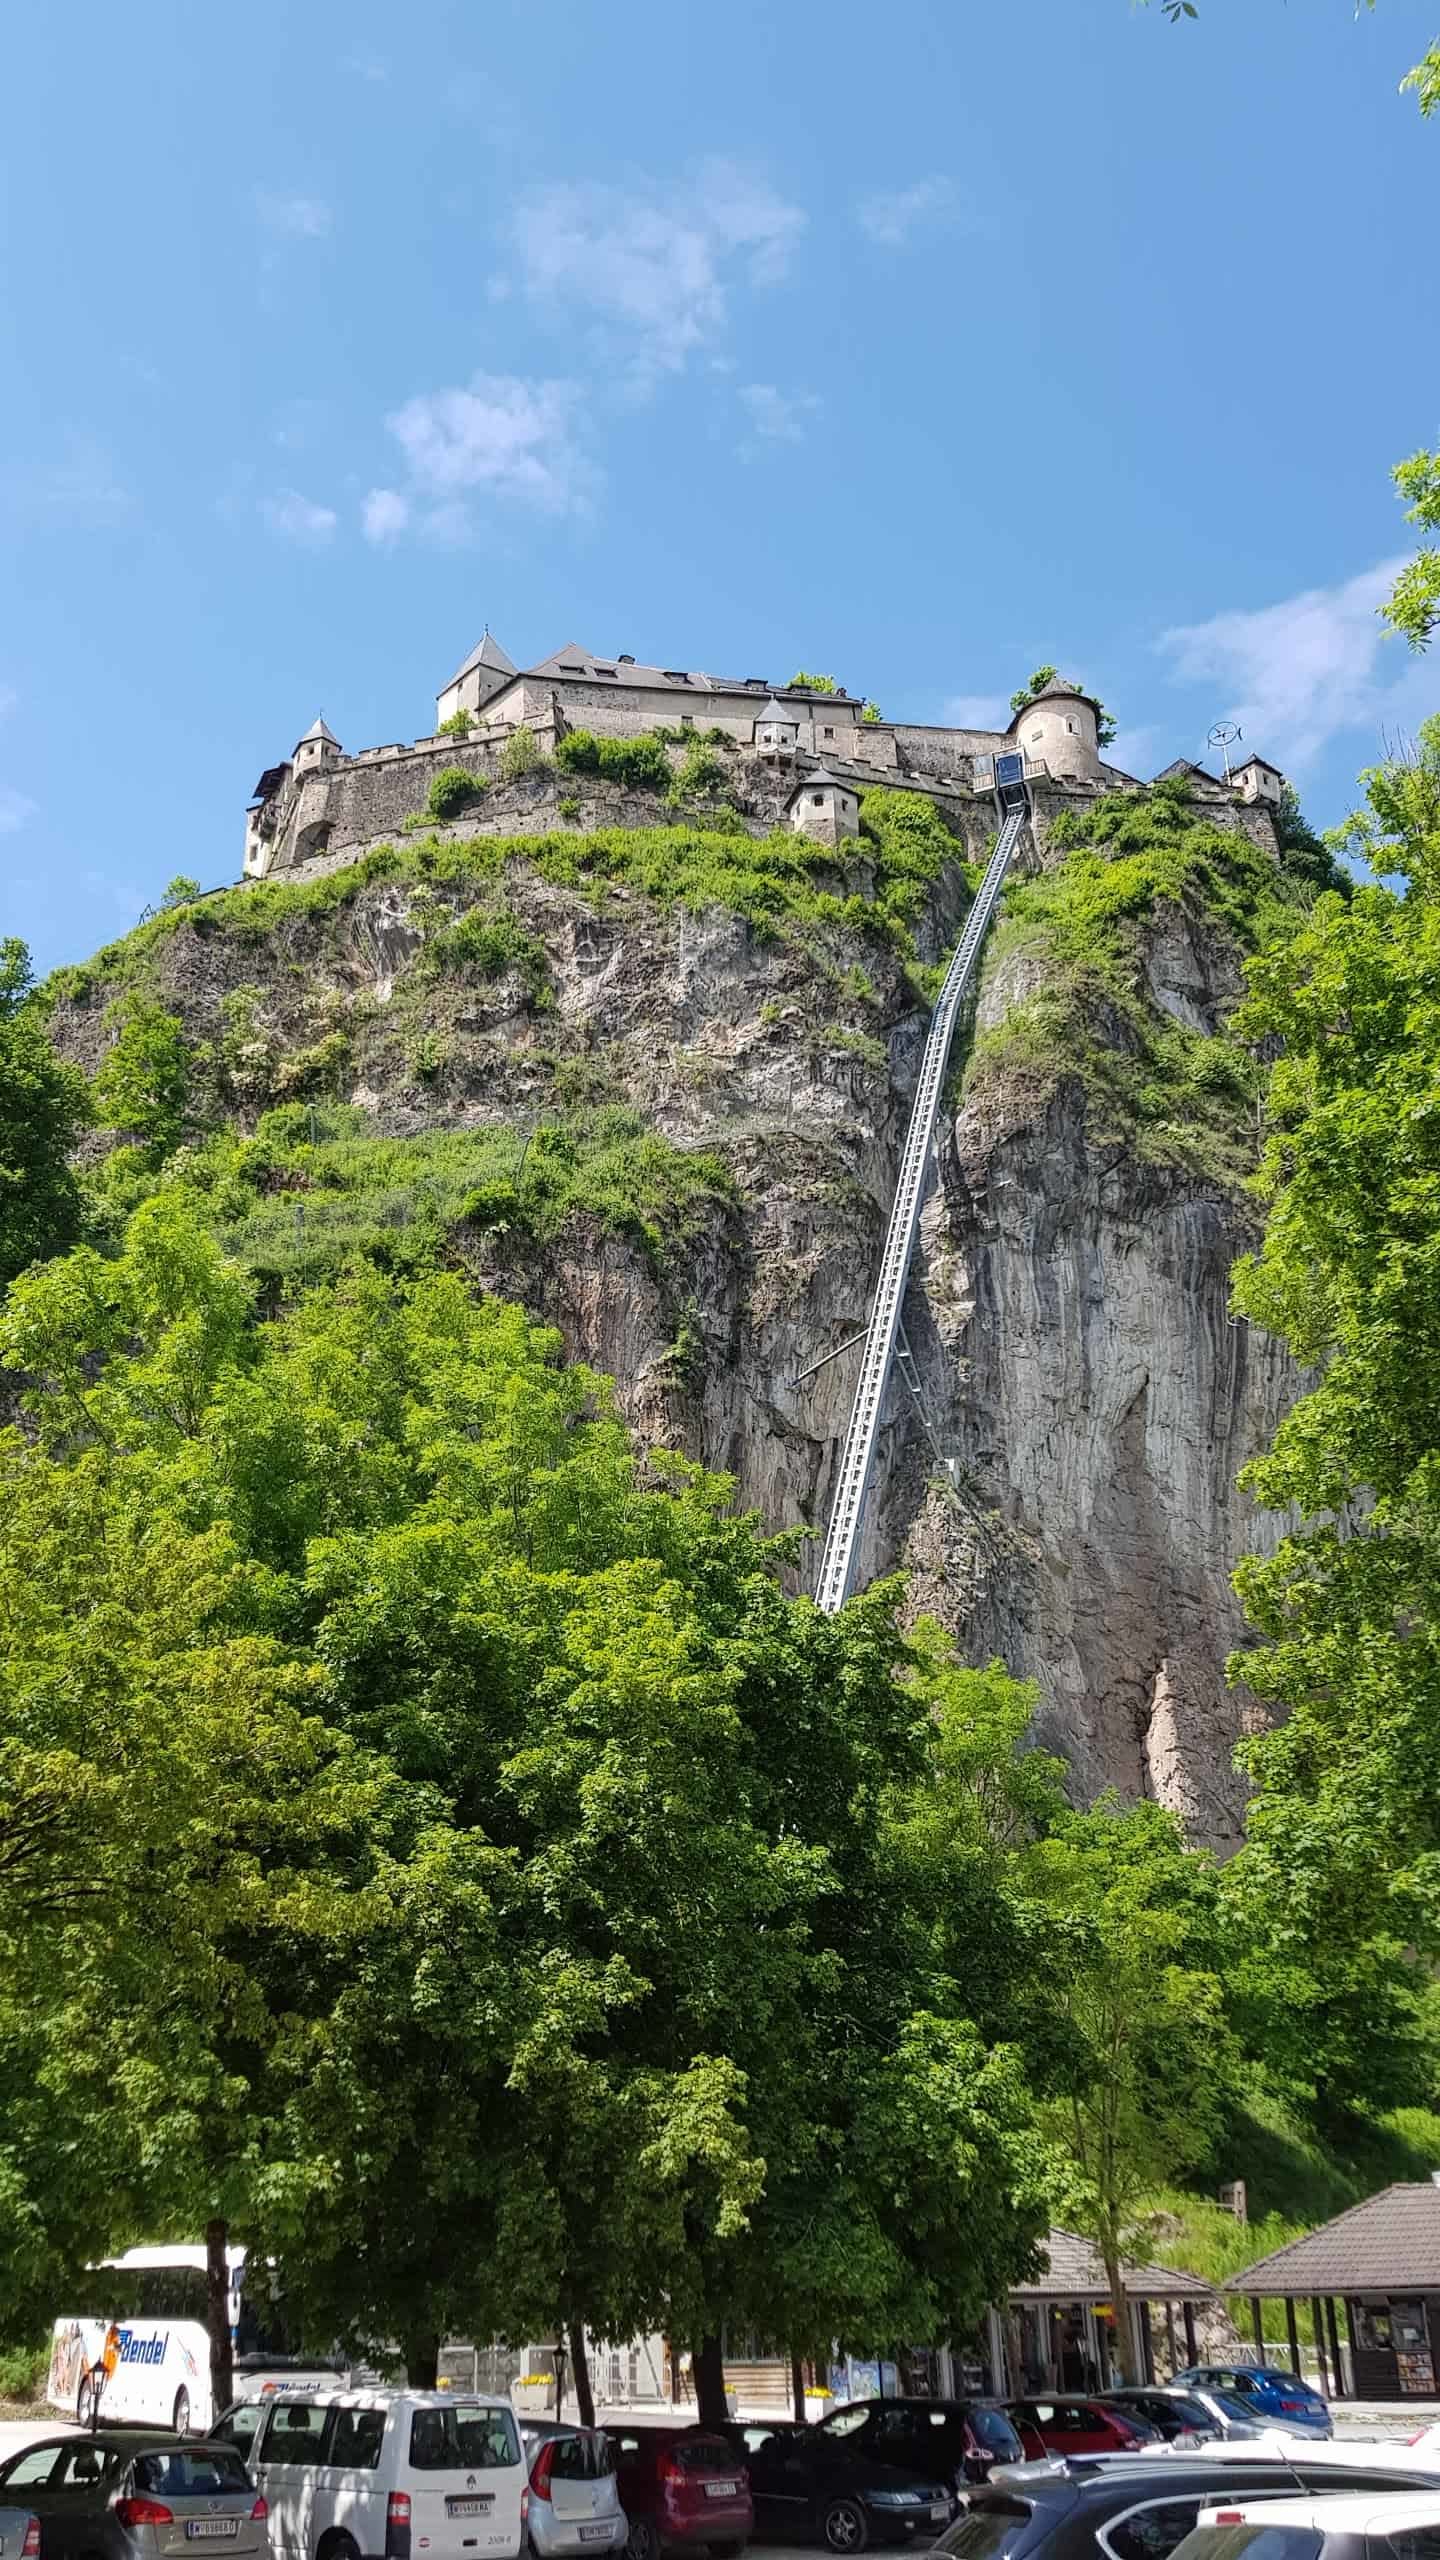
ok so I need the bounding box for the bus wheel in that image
[172,2388,191,2436]
[77,2374,97,2429]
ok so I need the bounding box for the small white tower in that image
[293,715,342,778]
[436,629,518,729]
[786,766,860,847]
[755,696,800,753]
[1008,678,1102,783]
[1230,753,1285,810]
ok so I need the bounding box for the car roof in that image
[1199,2493,1440,2529]
[261,2388,511,2411]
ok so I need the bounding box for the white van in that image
[215,2389,528,2560]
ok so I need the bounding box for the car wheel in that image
[319,2536,361,2560]
[173,2388,192,2436]
[823,2501,868,2555]
[626,2522,659,2560]
[77,2374,96,2428]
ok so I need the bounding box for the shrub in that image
[499,724,541,781]
[161,875,201,909]
[426,765,489,823]
[436,707,474,738]
[406,1030,451,1082]
[668,739,729,804]
[94,992,190,1159]
[555,729,672,791]
[273,1030,352,1099]
[786,670,840,694]
[558,796,581,821]
[428,904,550,1003]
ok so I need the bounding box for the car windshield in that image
[409,2408,520,2472]
[937,2500,1034,2560]
[132,2451,253,2498]
[968,2409,1024,2453]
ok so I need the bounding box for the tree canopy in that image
[0,940,90,1292]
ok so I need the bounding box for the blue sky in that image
[3,0,1437,973]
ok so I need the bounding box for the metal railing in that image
[814,795,1030,1613]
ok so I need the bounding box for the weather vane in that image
[1208,720,1242,780]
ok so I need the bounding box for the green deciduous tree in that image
[1009,665,1118,749]
[1224,720,1440,2110]
[93,992,190,1162]
[785,670,840,694]
[0,940,90,1291]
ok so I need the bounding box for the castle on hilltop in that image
[242,631,1287,882]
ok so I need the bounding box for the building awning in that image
[1226,2185,1440,2299]
[1009,2228,1213,2306]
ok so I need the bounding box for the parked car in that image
[0,2510,40,2560]
[602,2427,751,2560]
[1098,2393,1220,2447]
[930,2451,1440,2560]
[1007,2402,1162,2461]
[0,2432,265,2560]
[1178,2489,1440,2560]
[516,2424,627,2560]
[817,2402,1024,2496]
[213,2387,528,2560]
[718,2420,950,2552]
[1170,2373,1331,2442]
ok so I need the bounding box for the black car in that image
[1100,2392,1221,2446]
[817,2404,1025,2497]
[932,2453,1440,2560]
[720,2421,951,2553]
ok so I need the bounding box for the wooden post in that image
[1139,2302,1155,2384]
[1312,2297,1330,2399]
[1183,2302,1198,2366]
[1326,2298,1345,2398]
[790,2353,806,2424]
[1165,2302,1177,2382]
[1285,2300,1301,2380]
[1252,2296,1265,2358]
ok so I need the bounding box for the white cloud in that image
[856,175,955,246]
[256,192,333,239]
[2,432,132,527]
[0,786,37,837]
[942,692,1009,731]
[737,384,819,448]
[345,49,388,81]
[362,487,410,545]
[383,374,591,529]
[261,489,339,544]
[511,159,805,377]
[1159,555,1433,772]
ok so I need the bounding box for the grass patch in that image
[961,779,1306,1189]
[134,1101,735,1292]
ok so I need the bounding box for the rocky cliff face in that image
[51,775,1295,1844]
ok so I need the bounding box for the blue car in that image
[1172,2364,1333,2437]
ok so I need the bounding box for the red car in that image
[604,2426,752,2560]
[1007,2396,1160,2459]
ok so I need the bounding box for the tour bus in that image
[48,2244,344,2433]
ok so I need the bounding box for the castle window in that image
[1066,719,1076,733]
[812,794,824,808]
[560,662,585,675]
[593,665,617,678]
[823,725,834,738]
[663,670,691,684]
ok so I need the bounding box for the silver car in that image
[519,2424,627,2559]
[0,2510,39,2560]
[0,2433,268,2560]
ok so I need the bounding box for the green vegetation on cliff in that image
[963,780,1309,1189]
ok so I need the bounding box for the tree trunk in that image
[205,2218,234,2421]
[570,2327,595,2429]
[407,2335,441,2389]
[1101,2250,1136,2385]
[692,2336,728,2428]
[790,2353,807,2424]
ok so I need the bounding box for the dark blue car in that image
[1172,2364,1333,2436]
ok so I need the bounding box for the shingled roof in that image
[1009,2228,1213,2305]
[1226,2184,1440,2298]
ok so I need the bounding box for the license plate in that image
[930,2507,949,2525]
[704,2483,739,2500]
[185,2526,239,2542]
[578,2531,611,2544]
[447,2499,494,2518]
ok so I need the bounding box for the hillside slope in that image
[48,772,1306,1842]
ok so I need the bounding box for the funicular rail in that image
[814,785,1030,1614]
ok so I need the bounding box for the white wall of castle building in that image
[790,782,860,846]
[1015,696,1101,783]
[1234,761,1283,807]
